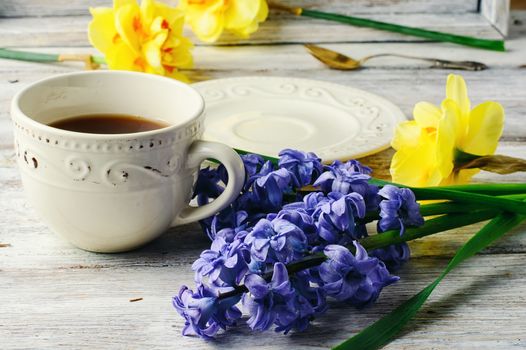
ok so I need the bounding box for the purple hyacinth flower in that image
[314,160,371,190]
[267,208,318,245]
[243,262,295,331]
[206,209,249,242]
[377,185,424,236]
[278,149,323,188]
[173,284,241,339]
[282,192,329,215]
[244,218,308,264]
[217,153,265,190]
[274,270,328,334]
[313,192,367,245]
[314,160,379,212]
[194,167,223,206]
[192,236,249,287]
[370,243,411,271]
[319,242,399,306]
[252,168,292,211]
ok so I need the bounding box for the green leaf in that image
[332,212,525,350]
[370,178,526,215]
[300,9,505,52]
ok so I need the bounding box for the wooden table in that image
[1,1,526,349]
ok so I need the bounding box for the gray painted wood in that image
[0,0,479,18]
[0,12,504,48]
[1,5,526,350]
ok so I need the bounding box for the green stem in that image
[92,55,106,65]
[438,183,526,196]
[300,9,505,52]
[0,48,106,66]
[418,202,487,217]
[359,210,496,250]
[370,179,526,196]
[370,179,526,215]
[333,212,525,350]
[0,48,59,63]
[217,211,496,300]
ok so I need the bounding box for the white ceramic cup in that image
[11,71,245,253]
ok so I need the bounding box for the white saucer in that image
[193,76,406,162]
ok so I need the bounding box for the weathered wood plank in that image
[0,0,480,18]
[1,252,525,349]
[0,7,525,350]
[0,141,525,269]
[0,12,503,48]
[2,41,524,139]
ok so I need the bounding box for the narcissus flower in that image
[88,0,193,81]
[178,0,268,43]
[391,74,504,186]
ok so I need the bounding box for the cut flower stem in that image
[217,210,497,300]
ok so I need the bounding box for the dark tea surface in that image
[48,114,169,134]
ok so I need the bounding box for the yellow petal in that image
[115,3,141,54]
[255,0,269,22]
[441,98,464,142]
[114,0,136,10]
[435,100,459,178]
[446,74,471,117]
[151,0,185,30]
[390,132,441,187]
[140,0,155,25]
[224,0,260,29]
[142,28,167,73]
[192,8,225,42]
[165,69,190,83]
[88,7,116,53]
[227,0,268,37]
[391,120,421,150]
[164,37,194,68]
[460,101,504,156]
[413,101,441,129]
[105,41,139,71]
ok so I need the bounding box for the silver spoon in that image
[305,44,488,71]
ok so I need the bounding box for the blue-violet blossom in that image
[192,236,250,287]
[377,185,424,235]
[244,218,308,264]
[243,263,296,331]
[278,149,323,188]
[319,243,399,306]
[173,285,242,339]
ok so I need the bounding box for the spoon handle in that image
[361,53,488,71]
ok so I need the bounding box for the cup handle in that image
[172,140,245,226]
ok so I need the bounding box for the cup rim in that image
[11,70,205,140]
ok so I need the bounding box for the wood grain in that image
[0,0,479,18]
[1,4,526,350]
[0,12,504,48]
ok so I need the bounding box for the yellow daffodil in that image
[390,74,504,187]
[88,0,193,81]
[178,0,268,43]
